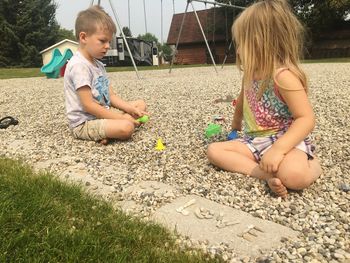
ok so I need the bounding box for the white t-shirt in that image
[64,51,111,129]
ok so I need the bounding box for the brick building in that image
[168,10,350,63]
[167,8,236,65]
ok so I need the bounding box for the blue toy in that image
[227,130,238,140]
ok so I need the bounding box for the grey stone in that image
[153,195,298,257]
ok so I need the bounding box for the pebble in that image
[1,64,349,262]
[338,183,350,192]
[333,253,344,260]
[297,247,307,256]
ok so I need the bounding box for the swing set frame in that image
[90,0,244,78]
[169,0,245,74]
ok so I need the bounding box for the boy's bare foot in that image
[267,178,288,197]
[99,138,109,145]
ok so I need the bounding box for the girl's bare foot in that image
[267,178,288,197]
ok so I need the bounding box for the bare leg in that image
[104,119,135,140]
[98,100,147,145]
[207,141,272,179]
[207,141,287,197]
[274,149,322,190]
[207,142,321,197]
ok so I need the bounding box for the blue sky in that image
[55,0,208,43]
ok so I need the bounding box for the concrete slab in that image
[58,164,115,199]
[124,180,176,197]
[153,195,298,257]
[120,181,177,214]
[33,156,72,172]
[9,139,34,151]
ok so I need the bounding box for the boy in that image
[64,5,148,144]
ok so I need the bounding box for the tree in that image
[0,0,60,67]
[57,28,76,42]
[217,0,350,40]
[136,32,172,61]
[0,20,19,67]
[0,0,22,66]
[158,43,173,61]
[290,0,350,39]
[137,32,158,44]
[121,26,132,37]
[215,0,253,9]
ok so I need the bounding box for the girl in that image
[207,0,322,197]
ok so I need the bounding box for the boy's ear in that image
[79,32,88,43]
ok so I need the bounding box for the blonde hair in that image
[75,5,116,40]
[232,0,307,96]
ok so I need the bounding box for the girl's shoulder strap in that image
[273,67,289,103]
[274,67,289,79]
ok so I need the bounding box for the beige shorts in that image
[72,119,106,141]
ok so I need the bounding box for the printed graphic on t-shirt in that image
[92,75,110,107]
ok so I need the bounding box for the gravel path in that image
[0,64,349,262]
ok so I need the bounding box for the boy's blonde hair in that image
[232,0,307,96]
[75,5,116,40]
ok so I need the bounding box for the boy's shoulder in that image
[67,52,105,72]
[64,54,91,83]
[66,52,94,76]
[96,59,106,69]
[67,52,88,68]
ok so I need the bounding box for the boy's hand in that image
[260,147,285,174]
[123,113,141,126]
[127,106,149,119]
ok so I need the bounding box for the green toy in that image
[137,115,149,123]
[205,123,222,138]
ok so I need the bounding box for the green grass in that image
[106,63,213,73]
[0,64,211,79]
[0,57,349,79]
[0,68,45,79]
[0,157,222,263]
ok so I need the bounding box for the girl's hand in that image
[260,147,285,174]
[231,119,242,131]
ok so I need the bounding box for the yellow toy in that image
[155,138,166,151]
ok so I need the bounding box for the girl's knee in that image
[277,169,314,190]
[207,143,221,162]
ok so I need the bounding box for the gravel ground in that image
[0,64,349,262]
